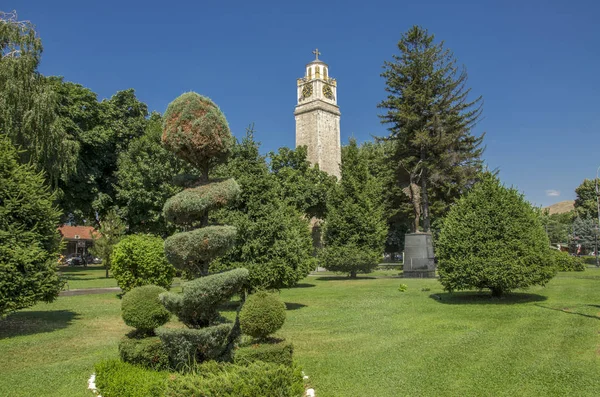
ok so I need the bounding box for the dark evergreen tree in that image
[378,25,484,232]
[212,128,315,289]
[0,135,63,315]
[359,140,411,256]
[572,215,598,255]
[436,172,556,297]
[319,139,388,278]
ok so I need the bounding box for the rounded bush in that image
[111,234,176,292]
[239,291,286,340]
[162,92,234,170]
[437,172,556,297]
[122,285,171,333]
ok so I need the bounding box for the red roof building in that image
[58,225,98,258]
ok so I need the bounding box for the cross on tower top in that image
[312,48,321,60]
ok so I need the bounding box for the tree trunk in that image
[490,287,503,298]
[200,164,210,227]
[105,266,109,279]
[420,168,430,233]
[350,270,357,278]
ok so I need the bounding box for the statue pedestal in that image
[403,233,436,278]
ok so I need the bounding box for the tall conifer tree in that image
[320,139,387,278]
[378,26,484,232]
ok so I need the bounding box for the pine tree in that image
[320,139,388,278]
[378,26,484,232]
[0,135,63,315]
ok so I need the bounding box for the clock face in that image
[302,84,313,99]
[322,84,334,100]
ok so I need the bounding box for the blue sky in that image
[6,0,599,207]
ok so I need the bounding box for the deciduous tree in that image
[0,11,78,187]
[91,210,126,278]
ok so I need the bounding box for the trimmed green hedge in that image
[551,250,585,272]
[234,341,294,367]
[319,245,381,277]
[118,336,170,370]
[121,285,171,333]
[111,234,176,292]
[94,359,167,397]
[156,324,232,369]
[94,359,304,397]
[160,268,248,328]
[163,178,240,225]
[163,226,237,274]
[165,360,304,397]
[239,291,286,340]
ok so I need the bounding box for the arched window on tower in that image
[315,66,320,79]
[307,67,312,79]
[324,67,328,80]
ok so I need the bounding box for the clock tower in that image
[294,49,341,179]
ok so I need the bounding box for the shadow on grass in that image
[535,304,600,321]
[0,310,79,339]
[62,275,108,281]
[290,283,316,289]
[315,276,376,281]
[429,292,548,305]
[285,302,307,311]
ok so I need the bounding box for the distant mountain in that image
[544,200,575,215]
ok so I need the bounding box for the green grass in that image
[59,265,119,289]
[59,265,182,290]
[279,270,600,396]
[1,270,599,396]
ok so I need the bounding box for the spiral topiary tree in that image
[161,92,240,277]
[157,92,248,369]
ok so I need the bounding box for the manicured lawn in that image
[59,265,182,290]
[1,269,599,396]
[59,265,119,290]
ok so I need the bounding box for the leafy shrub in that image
[111,234,175,292]
[551,250,585,272]
[94,359,167,397]
[118,336,170,370]
[164,360,304,397]
[239,291,286,340]
[0,136,63,316]
[319,245,381,278]
[121,285,171,334]
[581,256,597,266]
[436,172,556,297]
[156,324,233,369]
[398,284,408,292]
[234,341,294,367]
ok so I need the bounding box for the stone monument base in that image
[403,233,436,278]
